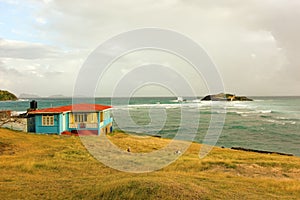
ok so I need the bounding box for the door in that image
[62,114,66,131]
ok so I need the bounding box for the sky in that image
[0,0,299,97]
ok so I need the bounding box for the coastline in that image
[1,96,299,156]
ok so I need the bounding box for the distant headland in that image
[201,93,253,101]
[0,90,18,101]
[19,93,41,99]
[19,93,67,99]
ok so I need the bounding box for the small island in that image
[0,90,18,101]
[201,93,253,101]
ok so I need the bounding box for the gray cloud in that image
[0,37,88,96]
[0,64,22,76]
[1,0,300,96]
[0,38,61,59]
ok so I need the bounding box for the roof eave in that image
[28,112,62,115]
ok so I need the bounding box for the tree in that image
[0,90,18,101]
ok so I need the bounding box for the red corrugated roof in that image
[28,103,112,114]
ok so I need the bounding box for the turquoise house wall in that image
[100,110,113,134]
[102,110,113,129]
[35,114,60,134]
[66,113,70,131]
[102,118,113,128]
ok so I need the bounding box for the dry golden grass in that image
[0,128,300,199]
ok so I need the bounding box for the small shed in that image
[27,103,113,135]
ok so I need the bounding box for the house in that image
[27,103,113,135]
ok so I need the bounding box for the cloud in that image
[35,17,47,24]
[0,38,89,96]
[0,60,21,76]
[1,0,300,96]
[0,38,61,59]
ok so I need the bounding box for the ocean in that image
[1,96,299,156]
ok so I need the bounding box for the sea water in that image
[1,96,299,156]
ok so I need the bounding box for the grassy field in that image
[0,128,300,199]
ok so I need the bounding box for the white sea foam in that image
[277,116,287,120]
[125,103,205,109]
[259,110,272,114]
[264,119,286,125]
[236,111,254,114]
[263,118,297,125]
[231,103,249,108]
[191,99,201,103]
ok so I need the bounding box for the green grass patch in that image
[0,128,300,199]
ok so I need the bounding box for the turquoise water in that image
[1,96,299,156]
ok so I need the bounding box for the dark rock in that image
[201,93,253,101]
[231,147,293,156]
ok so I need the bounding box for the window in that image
[90,113,94,122]
[42,115,54,126]
[74,113,87,123]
